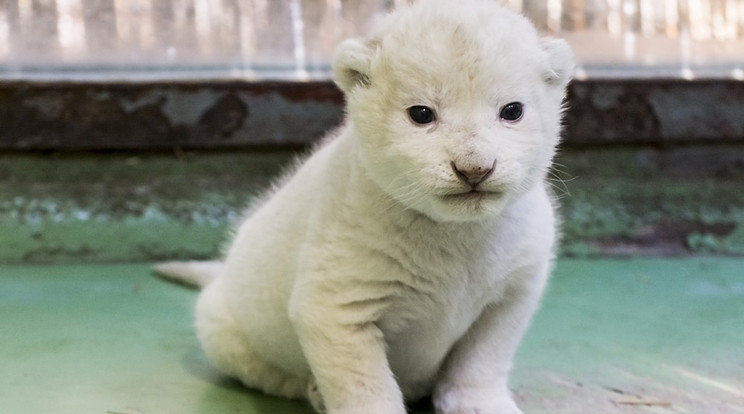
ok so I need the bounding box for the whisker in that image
[377,177,429,215]
[545,168,576,199]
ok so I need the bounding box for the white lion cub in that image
[157,1,573,413]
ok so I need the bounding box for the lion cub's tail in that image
[153,260,223,289]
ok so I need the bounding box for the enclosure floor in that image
[2,259,743,414]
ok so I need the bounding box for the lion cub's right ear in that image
[332,38,375,94]
[540,37,575,89]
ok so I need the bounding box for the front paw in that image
[306,376,326,413]
[433,386,523,414]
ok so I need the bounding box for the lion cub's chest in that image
[375,249,508,399]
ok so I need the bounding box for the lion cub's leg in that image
[195,284,308,400]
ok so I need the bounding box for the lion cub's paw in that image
[306,376,326,413]
[433,386,523,414]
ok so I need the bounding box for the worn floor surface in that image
[1,258,743,414]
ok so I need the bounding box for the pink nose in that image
[451,159,497,186]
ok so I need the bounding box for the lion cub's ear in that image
[332,38,375,94]
[540,38,575,88]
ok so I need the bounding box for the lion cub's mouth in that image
[441,189,501,202]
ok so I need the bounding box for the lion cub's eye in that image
[499,102,524,122]
[407,105,436,125]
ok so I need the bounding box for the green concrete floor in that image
[2,259,742,414]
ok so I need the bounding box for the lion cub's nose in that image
[451,160,497,186]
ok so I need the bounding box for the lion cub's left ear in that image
[541,38,575,88]
[332,38,375,94]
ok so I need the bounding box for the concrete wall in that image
[1,80,743,150]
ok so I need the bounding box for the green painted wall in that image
[1,147,743,263]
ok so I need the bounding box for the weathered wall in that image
[0,82,344,150]
[1,80,743,150]
[1,80,743,262]
[0,148,742,263]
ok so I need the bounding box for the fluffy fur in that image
[157,1,573,413]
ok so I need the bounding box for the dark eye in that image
[407,105,436,125]
[499,102,523,122]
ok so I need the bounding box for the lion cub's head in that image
[333,0,574,222]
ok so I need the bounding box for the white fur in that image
[160,1,573,413]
